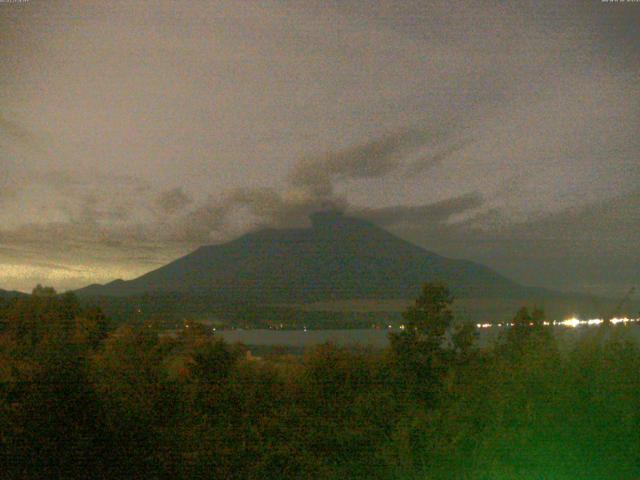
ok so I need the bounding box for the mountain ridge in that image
[0,288,28,299]
[75,211,546,301]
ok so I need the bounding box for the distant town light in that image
[470,316,638,330]
[611,317,630,324]
[559,318,580,328]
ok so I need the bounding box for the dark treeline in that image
[1,284,639,479]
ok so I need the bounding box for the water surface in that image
[216,324,640,349]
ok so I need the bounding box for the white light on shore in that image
[559,318,581,328]
[471,317,638,329]
[611,317,630,325]
[475,323,492,329]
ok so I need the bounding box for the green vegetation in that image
[1,284,639,478]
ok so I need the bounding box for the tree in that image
[389,282,460,402]
[89,324,176,478]
[31,284,57,297]
[503,306,551,356]
[0,289,107,477]
[389,282,455,357]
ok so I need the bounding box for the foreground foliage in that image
[0,285,639,479]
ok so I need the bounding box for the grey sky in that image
[0,0,638,294]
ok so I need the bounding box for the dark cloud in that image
[355,193,484,227]
[73,194,131,225]
[155,187,193,215]
[227,187,311,228]
[289,130,431,198]
[391,190,640,296]
[404,138,473,177]
[158,131,435,239]
[168,199,231,243]
[0,131,444,255]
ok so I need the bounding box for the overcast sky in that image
[0,0,638,295]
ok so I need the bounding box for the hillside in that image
[0,288,27,299]
[77,211,544,302]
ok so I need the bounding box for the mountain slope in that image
[0,288,27,299]
[76,211,537,301]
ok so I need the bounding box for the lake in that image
[215,324,640,350]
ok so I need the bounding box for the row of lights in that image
[202,319,638,332]
[475,317,639,329]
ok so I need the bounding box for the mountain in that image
[0,288,27,299]
[77,211,544,302]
